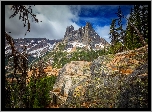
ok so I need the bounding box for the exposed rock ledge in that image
[50,45,148,108]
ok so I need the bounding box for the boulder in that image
[51,45,148,108]
[51,61,91,105]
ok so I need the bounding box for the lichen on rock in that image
[50,45,148,108]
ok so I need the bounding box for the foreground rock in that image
[50,61,91,106]
[51,45,148,108]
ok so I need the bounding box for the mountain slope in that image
[5,38,62,58]
[50,44,148,108]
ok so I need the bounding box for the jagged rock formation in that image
[63,22,109,51]
[50,45,148,108]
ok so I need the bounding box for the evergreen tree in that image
[109,5,148,53]
[125,5,148,49]
[109,6,125,54]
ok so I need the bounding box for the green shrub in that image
[6,75,57,108]
[25,75,56,108]
[51,48,109,69]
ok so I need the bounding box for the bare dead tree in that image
[5,32,28,107]
[5,5,42,108]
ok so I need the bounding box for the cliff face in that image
[50,45,148,108]
[63,22,109,49]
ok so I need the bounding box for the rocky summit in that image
[50,45,148,108]
[61,22,109,52]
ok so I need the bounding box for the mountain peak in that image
[85,22,92,28]
[63,22,109,50]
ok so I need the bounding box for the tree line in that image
[109,5,148,54]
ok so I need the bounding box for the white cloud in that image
[95,25,111,43]
[5,5,127,43]
[5,5,81,39]
[126,14,130,19]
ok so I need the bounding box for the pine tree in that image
[109,19,118,45]
[124,5,148,49]
[125,7,137,50]
[109,5,148,53]
[109,6,125,54]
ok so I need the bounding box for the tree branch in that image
[19,5,38,23]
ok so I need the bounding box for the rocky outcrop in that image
[63,22,109,49]
[50,61,91,105]
[50,45,148,108]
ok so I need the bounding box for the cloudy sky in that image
[5,5,133,43]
